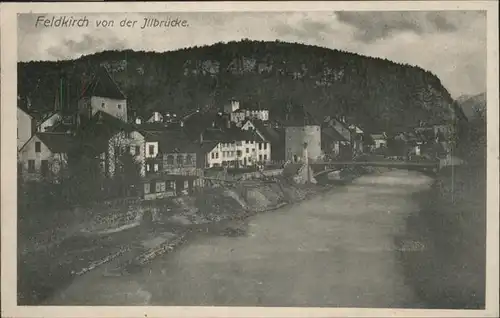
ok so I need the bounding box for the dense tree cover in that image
[18,40,455,134]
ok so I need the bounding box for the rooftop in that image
[36,132,76,153]
[80,66,126,100]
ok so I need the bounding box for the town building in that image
[76,66,128,127]
[146,111,164,123]
[222,99,269,127]
[79,111,146,178]
[198,126,267,168]
[321,126,350,159]
[240,119,274,163]
[140,130,204,190]
[284,109,322,163]
[17,106,36,151]
[18,132,75,182]
[370,132,388,150]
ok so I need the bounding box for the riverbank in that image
[18,170,342,305]
[44,169,433,306]
[18,165,393,305]
[398,162,486,309]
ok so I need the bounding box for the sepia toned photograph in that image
[1,2,499,318]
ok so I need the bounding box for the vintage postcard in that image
[1,1,499,317]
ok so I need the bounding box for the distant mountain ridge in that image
[457,92,486,119]
[18,40,456,133]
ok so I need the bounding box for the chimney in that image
[180,121,184,128]
[199,132,204,144]
[212,121,215,128]
[226,118,231,129]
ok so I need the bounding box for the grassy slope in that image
[401,147,486,308]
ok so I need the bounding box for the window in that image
[215,152,219,159]
[185,154,193,165]
[35,142,41,153]
[117,104,122,109]
[149,145,155,156]
[28,160,35,172]
[144,183,150,194]
[156,181,164,193]
[211,152,215,159]
[177,155,184,165]
[154,164,159,172]
[246,148,249,154]
[146,164,150,172]
[41,160,49,176]
[167,155,174,165]
[264,143,267,150]
[101,102,105,108]
[135,146,140,155]
[258,143,262,150]
[259,154,262,161]
[223,152,226,158]
[264,154,267,160]
[126,146,131,154]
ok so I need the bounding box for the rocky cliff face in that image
[18,40,455,133]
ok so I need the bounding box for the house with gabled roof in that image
[79,111,146,178]
[321,126,350,159]
[77,66,128,127]
[198,125,267,168]
[18,132,76,182]
[17,106,37,151]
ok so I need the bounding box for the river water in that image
[47,170,435,307]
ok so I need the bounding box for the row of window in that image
[144,180,174,194]
[165,154,194,165]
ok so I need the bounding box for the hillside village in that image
[17,66,467,203]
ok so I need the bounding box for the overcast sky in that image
[18,11,486,98]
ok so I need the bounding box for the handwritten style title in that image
[35,16,190,29]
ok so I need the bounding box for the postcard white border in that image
[1,2,499,318]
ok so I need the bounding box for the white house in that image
[18,132,74,182]
[77,67,128,126]
[17,106,36,151]
[199,127,270,168]
[147,111,164,123]
[240,120,272,163]
[370,132,388,149]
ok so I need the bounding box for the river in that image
[46,170,435,307]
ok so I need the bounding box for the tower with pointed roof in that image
[77,66,128,127]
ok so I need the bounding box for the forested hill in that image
[18,40,455,133]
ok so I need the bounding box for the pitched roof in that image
[322,127,349,142]
[36,132,75,153]
[79,111,138,152]
[81,67,126,100]
[142,130,199,153]
[248,120,282,143]
[199,141,219,154]
[204,126,265,143]
[370,133,387,140]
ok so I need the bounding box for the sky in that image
[17,11,486,99]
